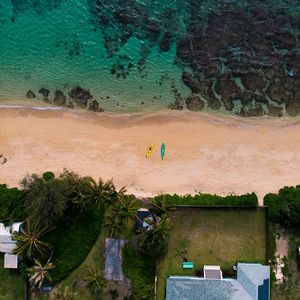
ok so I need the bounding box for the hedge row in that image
[264,185,300,227]
[156,192,258,207]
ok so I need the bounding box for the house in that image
[165,263,270,300]
[0,222,23,269]
[135,208,153,233]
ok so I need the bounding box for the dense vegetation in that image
[0,170,116,295]
[264,185,300,227]
[122,243,156,300]
[158,192,258,207]
[0,184,27,225]
[46,204,105,284]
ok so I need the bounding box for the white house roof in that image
[0,222,22,254]
[11,222,23,234]
[0,223,11,236]
[4,254,18,269]
[204,265,223,280]
[0,243,16,253]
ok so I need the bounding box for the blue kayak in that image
[161,143,165,160]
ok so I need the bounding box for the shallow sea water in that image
[0,0,299,115]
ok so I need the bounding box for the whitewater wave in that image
[0,105,65,111]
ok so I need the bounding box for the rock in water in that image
[69,86,93,106]
[38,87,50,98]
[26,90,36,98]
[88,100,104,112]
[53,90,66,106]
[186,96,204,111]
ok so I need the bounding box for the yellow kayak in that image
[146,143,154,158]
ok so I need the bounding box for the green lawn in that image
[53,218,137,300]
[58,232,106,300]
[156,208,267,300]
[0,255,25,300]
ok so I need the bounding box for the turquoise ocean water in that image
[0,0,299,115]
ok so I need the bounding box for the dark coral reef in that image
[21,1,300,116]
[175,6,300,116]
[88,0,299,116]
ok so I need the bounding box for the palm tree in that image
[113,194,138,225]
[103,215,123,238]
[12,220,54,260]
[26,258,55,289]
[83,178,118,207]
[139,215,170,257]
[55,286,78,300]
[83,266,106,296]
[72,190,91,211]
[149,195,176,217]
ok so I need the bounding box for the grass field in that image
[48,219,136,300]
[0,255,25,300]
[31,230,106,300]
[156,208,267,300]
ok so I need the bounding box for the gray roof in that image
[166,277,252,300]
[104,238,125,281]
[237,263,270,286]
[165,264,270,300]
[237,263,270,300]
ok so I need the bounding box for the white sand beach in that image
[1,107,300,204]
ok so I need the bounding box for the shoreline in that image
[1,106,300,204]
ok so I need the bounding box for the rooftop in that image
[4,254,18,269]
[0,222,23,269]
[166,263,270,300]
[166,276,252,300]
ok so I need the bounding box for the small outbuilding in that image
[4,254,18,269]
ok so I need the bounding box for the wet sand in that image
[1,107,300,204]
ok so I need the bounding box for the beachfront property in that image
[165,263,270,300]
[0,222,23,269]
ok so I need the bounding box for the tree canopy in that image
[12,220,54,260]
[21,170,94,226]
[264,185,300,227]
[0,184,26,224]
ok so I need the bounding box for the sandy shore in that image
[1,107,300,204]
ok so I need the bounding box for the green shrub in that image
[269,224,277,289]
[46,205,105,284]
[0,184,26,224]
[21,170,93,227]
[122,244,156,300]
[42,171,55,181]
[157,192,258,207]
[264,186,300,227]
[264,193,280,222]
